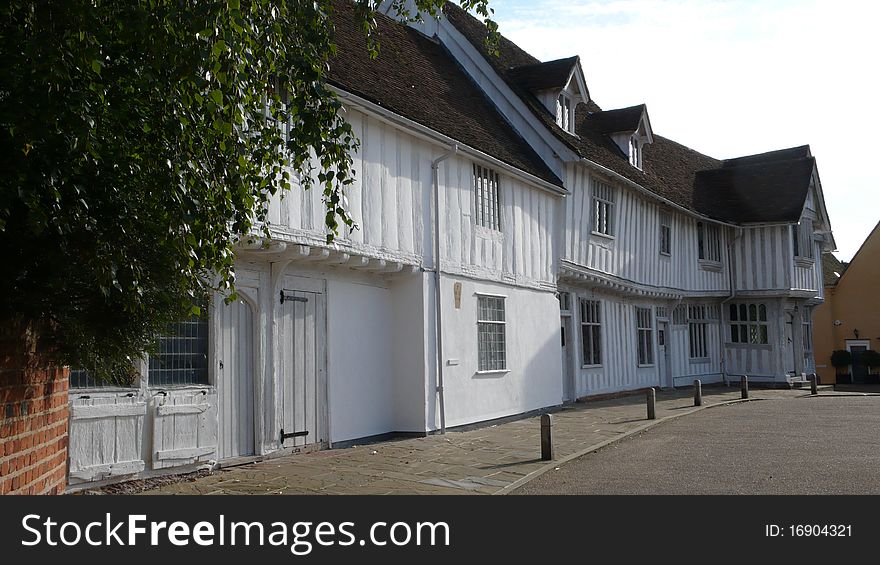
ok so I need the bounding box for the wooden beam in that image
[327,252,351,265]
[155,446,216,461]
[156,403,210,416]
[302,248,330,261]
[71,403,146,420]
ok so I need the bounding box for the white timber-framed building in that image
[65,0,835,488]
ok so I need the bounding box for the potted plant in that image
[830,349,853,384]
[862,350,880,385]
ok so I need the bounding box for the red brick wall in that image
[0,366,69,495]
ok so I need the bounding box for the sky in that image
[489,0,878,261]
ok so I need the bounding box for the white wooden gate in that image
[216,296,256,460]
[151,390,217,469]
[279,285,326,448]
[68,392,146,483]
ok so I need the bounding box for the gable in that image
[327,0,562,188]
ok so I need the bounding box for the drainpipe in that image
[431,144,458,434]
[720,227,744,386]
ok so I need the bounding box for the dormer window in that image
[629,136,642,169]
[557,93,573,133]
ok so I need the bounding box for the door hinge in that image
[280,290,309,304]
[280,428,309,442]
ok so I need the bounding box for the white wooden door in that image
[216,297,256,460]
[561,316,574,401]
[279,288,326,448]
[784,316,796,375]
[658,321,671,388]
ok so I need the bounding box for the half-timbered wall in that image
[732,226,791,292]
[562,163,728,293]
[565,290,725,397]
[438,155,558,289]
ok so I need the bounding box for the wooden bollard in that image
[541,414,553,461]
[810,374,818,395]
[741,375,749,399]
[647,388,656,420]
[694,379,703,406]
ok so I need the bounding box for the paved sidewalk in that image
[140,387,835,496]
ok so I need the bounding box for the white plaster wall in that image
[438,275,563,429]
[390,273,430,433]
[326,279,394,443]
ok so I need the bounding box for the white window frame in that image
[580,299,602,367]
[591,179,615,238]
[477,294,507,372]
[636,307,654,366]
[474,164,502,232]
[697,221,721,264]
[687,305,715,361]
[557,92,572,133]
[728,303,769,345]
[660,212,672,256]
[629,135,642,169]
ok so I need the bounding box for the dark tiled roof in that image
[821,252,847,287]
[444,4,815,224]
[721,146,811,168]
[326,2,562,187]
[585,105,646,134]
[507,57,579,92]
[693,157,815,223]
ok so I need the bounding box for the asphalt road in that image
[515,395,880,495]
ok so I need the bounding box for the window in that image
[629,136,642,169]
[660,212,671,255]
[474,164,502,231]
[803,320,813,352]
[558,291,571,312]
[266,75,291,141]
[477,295,506,371]
[688,305,715,360]
[672,305,687,326]
[636,307,654,366]
[697,221,721,262]
[580,299,602,366]
[557,93,572,132]
[728,303,769,345]
[148,312,210,386]
[591,179,615,237]
[793,220,814,260]
[70,368,136,389]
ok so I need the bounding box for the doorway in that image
[216,297,257,460]
[846,340,871,384]
[279,286,327,449]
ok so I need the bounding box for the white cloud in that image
[492,0,879,260]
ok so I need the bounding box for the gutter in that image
[719,227,744,386]
[432,144,459,434]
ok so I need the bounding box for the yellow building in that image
[813,222,880,384]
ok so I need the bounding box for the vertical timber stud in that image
[810,374,818,395]
[694,379,703,407]
[646,388,656,420]
[541,414,553,461]
[741,376,749,399]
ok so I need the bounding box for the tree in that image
[0,0,496,379]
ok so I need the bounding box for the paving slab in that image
[136,387,827,496]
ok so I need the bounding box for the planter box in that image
[836,373,853,384]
